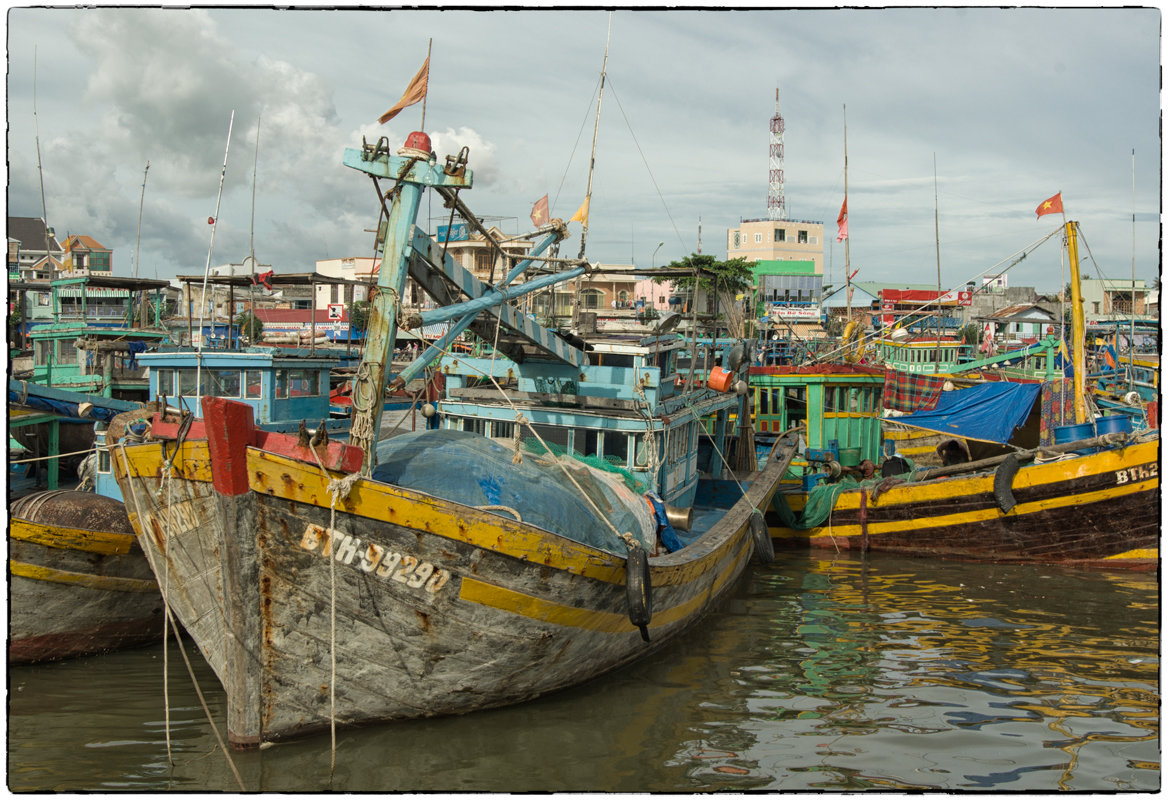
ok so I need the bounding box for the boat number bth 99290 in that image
[299,523,451,593]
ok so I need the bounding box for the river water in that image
[7,552,1159,793]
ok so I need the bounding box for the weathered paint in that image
[769,438,1159,566]
[110,415,798,746]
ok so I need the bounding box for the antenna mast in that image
[33,47,52,274]
[767,88,786,221]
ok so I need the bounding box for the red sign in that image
[880,289,971,306]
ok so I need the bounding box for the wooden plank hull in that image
[769,438,1159,569]
[8,492,164,663]
[114,429,795,747]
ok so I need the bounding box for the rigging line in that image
[606,78,688,253]
[195,110,235,405]
[553,72,603,214]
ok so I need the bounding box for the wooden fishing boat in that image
[7,382,164,663]
[109,127,797,747]
[764,221,1159,569]
[9,490,163,664]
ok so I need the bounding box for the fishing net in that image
[373,429,655,555]
[521,437,651,494]
[770,478,858,531]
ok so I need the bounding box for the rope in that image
[114,440,246,791]
[477,504,523,522]
[307,441,361,779]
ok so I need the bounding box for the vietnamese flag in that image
[836,196,848,242]
[530,194,549,227]
[1035,191,1063,218]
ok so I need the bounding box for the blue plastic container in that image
[1095,415,1133,436]
[1053,422,1094,445]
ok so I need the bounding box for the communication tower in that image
[767,88,786,221]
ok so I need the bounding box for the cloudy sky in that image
[6,6,1161,295]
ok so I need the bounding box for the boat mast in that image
[842,105,851,321]
[577,14,611,262]
[1064,220,1088,424]
[933,154,942,373]
[33,47,51,276]
[1129,148,1136,391]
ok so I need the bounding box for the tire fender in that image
[625,544,652,643]
[749,509,775,564]
[993,452,1020,513]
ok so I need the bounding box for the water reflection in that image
[7,552,1159,792]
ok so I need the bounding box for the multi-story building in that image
[1076,276,1151,323]
[59,234,113,274]
[727,217,825,275]
[7,216,62,281]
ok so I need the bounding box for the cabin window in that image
[97,447,111,474]
[606,431,630,466]
[579,429,599,458]
[490,420,514,442]
[276,369,320,398]
[530,423,570,454]
[786,387,807,429]
[157,369,175,396]
[57,339,78,366]
[33,340,51,366]
[757,387,770,416]
[244,371,262,399]
[179,369,199,396]
[201,369,241,398]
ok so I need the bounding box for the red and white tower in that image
[767,88,786,221]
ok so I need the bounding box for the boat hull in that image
[8,491,164,663]
[769,438,1159,569]
[114,422,794,747]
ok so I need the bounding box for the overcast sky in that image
[5,6,1161,294]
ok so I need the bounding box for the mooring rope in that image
[115,440,246,791]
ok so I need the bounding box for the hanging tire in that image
[625,544,652,643]
[749,509,775,564]
[993,452,1020,513]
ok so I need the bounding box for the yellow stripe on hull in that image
[773,477,1157,541]
[10,560,158,593]
[458,538,752,634]
[10,518,137,556]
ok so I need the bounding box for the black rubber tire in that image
[750,509,775,564]
[625,545,652,642]
[993,452,1020,514]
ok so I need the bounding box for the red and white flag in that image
[836,197,849,242]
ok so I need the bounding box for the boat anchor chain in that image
[749,508,775,564]
[621,535,652,643]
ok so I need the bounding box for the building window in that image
[775,228,786,242]
[582,289,603,309]
[755,233,763,244]
[798,230,808,244]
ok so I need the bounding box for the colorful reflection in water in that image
[674,554,1159,791]
[7,553,1158,792]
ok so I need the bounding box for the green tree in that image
[349,300,370,334]
[235,310,263,342]
[655,254,754,296]
[959,323,980,345]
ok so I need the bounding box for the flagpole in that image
[577,13,611,262]
[420,38,432,130]
[842,104,851,321]
[933,153,942,374]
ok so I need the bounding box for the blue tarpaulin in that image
[893,381,1042,444]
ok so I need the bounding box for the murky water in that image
[7,553,1159,792]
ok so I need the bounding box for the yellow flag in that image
[570,197,590,226]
